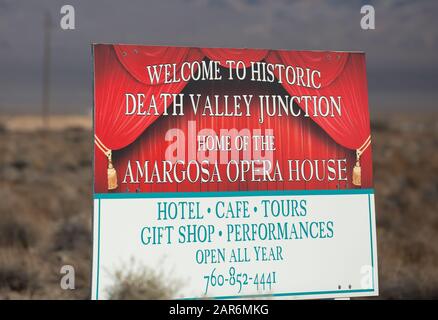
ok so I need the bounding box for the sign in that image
[92,44,378,300]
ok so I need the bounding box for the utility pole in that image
[42,11,51,129]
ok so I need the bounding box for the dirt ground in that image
[0,114,437,299]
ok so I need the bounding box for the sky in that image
[0,0,437,114]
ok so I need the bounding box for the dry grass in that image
[0,123,92,299]
[0,213,38,249]
[52,217,91,252]
[0,249,41,297]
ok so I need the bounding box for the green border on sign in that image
[94,188,374,199]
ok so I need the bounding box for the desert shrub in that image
[0,213,37,249]
[371,118,389,132]
[65,127,86,143]
[11,159,28,170]
[52,217,91,252]
[0,121,6,134]
[0,250,40,293]
[106,260,181,300]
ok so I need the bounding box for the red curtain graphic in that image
[94,45,203,190]
[94,45,372,192]
[200,48,269,68]
[267,51,372,187]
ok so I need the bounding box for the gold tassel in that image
[352,151,361,186]
[107,151,118,190]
